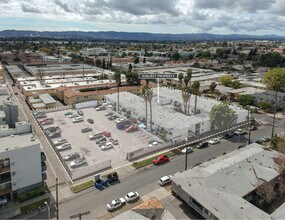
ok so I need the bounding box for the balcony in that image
[41,152,46,162]
[0,167,10,174]
[0,187,12,196]
[41,162,46,171]
[0,177,11,185]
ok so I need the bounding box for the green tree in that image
[231,80,241,89]
[109,57,112,69]
[221,75,233,87]
[134,56,139,64]
[263,68,285,143]
[102,58,106,69]
[178,73,184,87]
[143,57,146,63]
[216,48,224,58]
[259,101,271,112]
[210,82,217,97]
[237,94,254,106]
[173,51,181,61]
[128,63,133,72]
[125,71,140,85]
[210,103,236,130]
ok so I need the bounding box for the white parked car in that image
[106,198,126,211]
[181,147,193,154]
[148,141,158,147]
[234,129,246,135]
[56,143,71,151]
[70,156,86,168]
[125,191,139,203]
[72,117,83,123]
[101,142,113,151]
[54,138,67,146]
[159,175,172,186]
[69,113,78,118]
[64,152,80,161]
[208,138,220,145]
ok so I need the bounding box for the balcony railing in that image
[0,167,10,174]
[0,187,12,196]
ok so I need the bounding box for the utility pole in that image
[184,148,188,171]
[56,178,59,220]
[248,110,252,145]
[70,211,90,220]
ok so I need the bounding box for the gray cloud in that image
[54,0,73,12]
[21,3,41,13]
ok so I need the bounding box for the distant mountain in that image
[0,30,285,41]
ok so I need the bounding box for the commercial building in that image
[5,65,30,82]
[139,66,227,87]
[80,48,108,56]
[105,87,248,142]
[0,130,43,201]
[27,93,57,110]
[42,55,72,63]
[171,144,283,219]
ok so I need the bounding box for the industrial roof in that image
[171,144,281,219]
[39,93,56,104]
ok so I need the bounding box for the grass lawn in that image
[132,150,178,169]
[70,180,94,193]
[18,185,46,203]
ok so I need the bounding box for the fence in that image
[126,121,250,161]
[75,101,98,109]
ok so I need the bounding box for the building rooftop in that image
[0,133,40,153]
[38,93,56,104]
[172,144,280,219]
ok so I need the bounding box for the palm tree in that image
[142,85,149,129]
[182,86,191,115]
[263,68,285,145]
[114,71,121,111]
[210,82,217,97]
[191,81,200,115]
[178,73,184,88]
[147,89,154,132]
[187,69,192,81]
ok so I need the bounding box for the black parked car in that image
[197,142,209,149]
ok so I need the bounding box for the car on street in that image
[87,118,94,124]
[70,156,87,168]
[197,142,209,149]
[234,129,246,135]
[56,143,71,151]
[153,155,169,165]
[69,113,78,118]
[208,157,217,161]
[72,117,83,123]
[181,147,193,154]
[238,143,247,149]
[125,192,140,203]
[251,139,262,144]
[54,138,67,146]
[64,152,80,161]
[106,198,126,211]
[260,136,270,142]
[208,138,220,145]
[223,132,234,139]
[159,175,172,186]
[252,125,258,131]
[101,142,113,151]
[223,151,230,155]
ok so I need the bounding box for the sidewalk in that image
[0,193,50,219]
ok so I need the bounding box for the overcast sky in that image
[0,0,285,35]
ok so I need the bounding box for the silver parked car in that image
[70,156,87,168]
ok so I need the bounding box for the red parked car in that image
[102,131,111,137]
[153,155,169,165]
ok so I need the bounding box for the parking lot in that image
[42,106,159,178]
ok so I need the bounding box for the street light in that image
[44,201,50,220]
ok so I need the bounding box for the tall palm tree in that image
[187,69,192,81]
[263,68,285,145]
[210,82,217,97]
[147,89,154,132]
[142,85,149,129]
[178,73,184,89]
[191,81,200,115]
[114,71,121,111]
[182,86,191,115]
